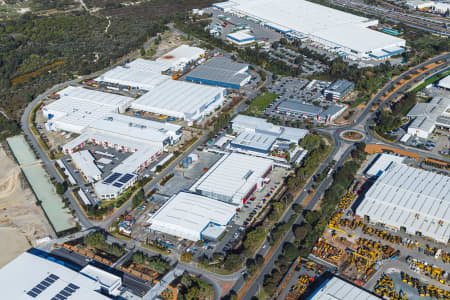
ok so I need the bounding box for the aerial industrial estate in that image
[0,0,449,299]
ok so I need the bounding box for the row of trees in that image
[83,232,126,258]
[262,143,366,296]
[375,92,417,138]
[131,252,171,274]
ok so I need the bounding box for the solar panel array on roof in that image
[103,172,122,184]
[118,173,134,184]
[51,283,80,300]
[27,274,60,298]
[113,182,123,188]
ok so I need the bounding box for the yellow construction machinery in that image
[375,274,407,300]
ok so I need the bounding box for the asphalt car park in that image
[205,7,281,44]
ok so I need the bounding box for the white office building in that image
[407,96,450,138]
[148,192,236,241]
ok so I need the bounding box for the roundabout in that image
[339,130,365,142]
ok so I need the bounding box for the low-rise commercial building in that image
[276,100,346,123]
[229,115,309,154]
[148,192,236,241]
[44,88,182,199]
[213,0,405,60]
[186,57,251,89]
[324,80,354,101]
[356,163,450,243]
[60,114,181,199]
[364,153,405,177]
[70,150,102,183]
[407,96,450,138]
[226,30,257,45]
[190,152,273,206]
[96,45,205,90]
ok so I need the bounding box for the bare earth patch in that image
[0,145,53,262]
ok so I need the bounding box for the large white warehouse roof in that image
[131,79,225,121]
[89,113,181,146]
[309,276,381,300]
[43,87,134,133]
[439,75,450,90]
[148,192,236,241]
[0,252,112,300]
[156,45,205,71]
[365,153,405,177]
[215,0,405,56]
[95,58,169,91]
[190,152,273,205]
[356,163,450,243]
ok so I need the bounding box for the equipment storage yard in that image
[300,152,450,300]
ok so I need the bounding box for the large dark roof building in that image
[186,57,251,89]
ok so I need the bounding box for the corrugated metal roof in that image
[131,79,224,121]
[149,192,236,241]
[277,100,323,115]
[356,163,450,243]
[190,153,273,205]
[187,57,250,86]
[309,276,381,300]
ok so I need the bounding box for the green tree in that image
[224,254,242,271]
[55,182,66,194]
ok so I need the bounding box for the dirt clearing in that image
[0,144,53,263]
[0,227,30,267]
